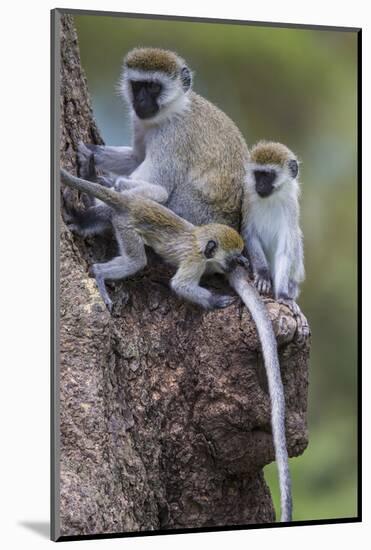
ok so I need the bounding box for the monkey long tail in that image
[228,268,292,523]
[60,168,129,211]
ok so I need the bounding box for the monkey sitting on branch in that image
[243,141,309,338]
[61,167,249,313]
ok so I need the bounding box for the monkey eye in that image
[288,159,299,178]
[204,240,217,259]
[131,80,141,93]
[147,82,162,94]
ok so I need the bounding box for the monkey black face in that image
[131,80,162,119]
[254,169,276,198]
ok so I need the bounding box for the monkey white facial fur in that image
[120,48,192,124]
[243,141,305,311]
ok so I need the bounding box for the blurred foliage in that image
[74,14,358,522]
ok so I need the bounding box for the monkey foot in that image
[77,142,95,178]
[95,283,113,313]
[277,297,298,315]
[295,310,311,344]
[111,289,130,316]
[278,298,310,344]
[210,294,236,310]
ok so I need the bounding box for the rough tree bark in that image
[58,14,310,537]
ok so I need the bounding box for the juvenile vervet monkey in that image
[75,47,294,522]
[243,141,305,315]
[61,168,249,312]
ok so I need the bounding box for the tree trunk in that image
[57,13,310,538]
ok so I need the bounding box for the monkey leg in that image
[92,251,147,312]
[171,279,235,309]
[243,229,272,295]
[277,280,301,315]
[92,228,147,312]
[114,178,169,204]
[273,252,291,300]
[171,263,235,310]
[78,142,140,177]
[274,260,302,334]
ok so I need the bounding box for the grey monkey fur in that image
[61,167,248,313]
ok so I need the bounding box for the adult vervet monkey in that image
[75,47,295,522]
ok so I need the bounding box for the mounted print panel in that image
[51,8,360,542]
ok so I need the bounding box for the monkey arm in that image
[171,262,234,310]
[243,227,272,295]
[78,143,142,177]
[279,233,305,303]
[90,173,169,204]
[113,177,169,204]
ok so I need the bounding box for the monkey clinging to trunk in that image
[61,168,249,313]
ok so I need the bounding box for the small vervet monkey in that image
[74,47,295,522]
[61,168,249,312]
[243,141,305,316]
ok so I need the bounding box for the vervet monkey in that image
[77,47,247,229]
[61,168,249,312]
[75,47,295,521]
[243,141,305,316]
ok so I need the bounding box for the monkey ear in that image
[288,159,299,178]
[180,66,192,91]
[204,240,217,259]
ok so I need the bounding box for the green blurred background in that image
[74,14,358,522]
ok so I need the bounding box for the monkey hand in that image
[77,142,99,179]
[209,294,236,310]
[254,268,272,295]
[112,177,133,192]
[96,174,117,188]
